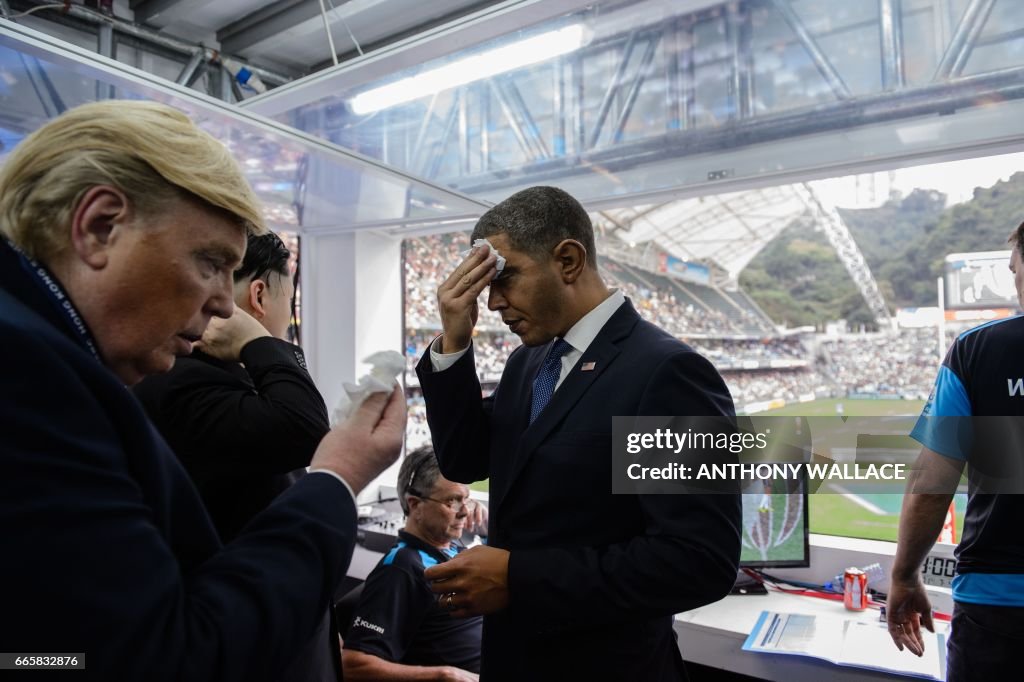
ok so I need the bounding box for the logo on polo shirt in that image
[1009,378,1024,397]
[353,616,385,635]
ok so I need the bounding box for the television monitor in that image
[731,470,810,594]
[739,471,810,567]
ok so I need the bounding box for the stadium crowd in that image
[817,329,945,400]
[600,260,742,335]
[401,233,947,425]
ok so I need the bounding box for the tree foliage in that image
[740,172,1024,328]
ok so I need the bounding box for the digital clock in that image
[921,555,957,588]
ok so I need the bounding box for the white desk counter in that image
[349,526,950,680]
[675,590,948,681]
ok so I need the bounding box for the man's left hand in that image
[424,545,509,618]
[886,577,934,657]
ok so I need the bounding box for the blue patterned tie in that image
[530,338,572,424]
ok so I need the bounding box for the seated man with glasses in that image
[343,446,486,681]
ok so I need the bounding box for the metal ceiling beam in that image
[589,31,639,150]
[948,0,997,79]
[480,82,491,171]
[770,0,851,100]
[19,50,65,117]
[308,0,504,72]
[571,53,584,153]
[502,76,550,160]
[727,1,753,119]
[458,87,469,175]
[613,34,661,143]
[218,0,329,55]
[934,0,997,81]
[2,7,65,119]
[449,65,1024,196]
[552,56,566,156]
[12,0,295,85]
[175,49,204,85]
[242,0,600,115]
[410,91,439,172]
[426,92,460,179]
[96,22,115,100]
[490,80,539,162]
[879,0,905,90]
[130,0,207,26]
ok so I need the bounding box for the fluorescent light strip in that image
[350,24,587,115]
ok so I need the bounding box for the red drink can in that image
[844,568,868,611]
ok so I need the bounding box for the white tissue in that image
[332,350,405,423]
[460,238,506,277]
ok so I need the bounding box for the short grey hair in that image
[471,186,597,268]
[396,446,442,515]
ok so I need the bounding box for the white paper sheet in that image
[743,611,945,680]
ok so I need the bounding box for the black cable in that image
[752,569,838,593]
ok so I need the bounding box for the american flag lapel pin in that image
[581,361,596,371]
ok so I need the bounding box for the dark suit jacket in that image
[133,340,338,682]
[133,341,329,542]
[0,240,356,681]
[417,300,742,681]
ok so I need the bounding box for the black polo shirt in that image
[344,531,483,672]
[912,315,1024,605]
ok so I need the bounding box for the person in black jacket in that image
[134,230,341,681]
[134,231,325,542]
[0,100,403,681]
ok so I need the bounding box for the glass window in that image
[402,152,1024,544]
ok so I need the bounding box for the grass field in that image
[471,398,964,544]
[749,397,926,417]
[754,398,960,543]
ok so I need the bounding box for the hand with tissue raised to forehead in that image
[436,241,500,354]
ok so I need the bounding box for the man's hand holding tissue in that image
[437,243,498,353]
[424,545,510,618]
[310,385,405,494]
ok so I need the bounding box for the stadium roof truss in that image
[597,183,893,327]
[597,185,804,285]
[237,0,1023,322]
[247,0,1024,209]
[2,0,1021,323]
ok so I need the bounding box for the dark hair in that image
[234,231,290,288]
[397,446,442,515]
[471,186,596,268]
[1012,221,1024,256]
